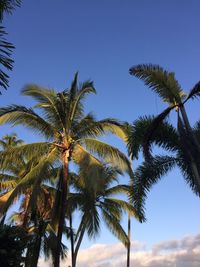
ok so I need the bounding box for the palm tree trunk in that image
[54,151,69,267]
[179,105,200,190]
[73,224,85,267]
[69,213,75,267]
[126,213,131,267]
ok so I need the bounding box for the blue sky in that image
[1,0,200,258]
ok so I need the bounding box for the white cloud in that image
[38,232,200,267]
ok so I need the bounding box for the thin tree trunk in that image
[54,151,69,267]
[69,213,75,267]
[180,105,200,150]
[126,213,131,267]
[73,224,85,267]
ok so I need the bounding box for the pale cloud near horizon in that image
[38,232,200,267]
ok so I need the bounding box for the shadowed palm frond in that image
[101,207,129,247]
[0,26,14,91]
[129,64,185,104]
[131,155,177,222]
[184,81,200,102]
[128,115,179,160]
[0,0,21,21]
[142,107,175,160]
[85,207,100,238]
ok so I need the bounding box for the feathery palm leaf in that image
[129,64,185,104]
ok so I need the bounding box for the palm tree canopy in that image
[69,166,137,248]
[0,74,133,176]
[128,116,200,217]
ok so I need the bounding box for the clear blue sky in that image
[1,0,199,249]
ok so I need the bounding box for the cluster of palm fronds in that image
[0,65,200,267]
[0,74,143,267]
[128,64,200,217]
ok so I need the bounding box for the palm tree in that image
[68,166,137,267]
[127,116,200,214]
[10,185,68,267]
[0,1,21,91]
[0,74,133,267]
[0,134,67,267]
[0,133,23,149]
[129,64,200,190]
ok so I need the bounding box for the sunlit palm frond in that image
[69,78,96,124]
[83,138,133,175]
[105,184,130,196]
[0,147,58,216]
[0,142,51,170]
[129,64,185,104]
[0,105,57,139]
[22,84,66,131]
[99,118,128,141]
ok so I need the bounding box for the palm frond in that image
[0,142,51,169]
[101,208,129,247]
[128,115,179,160]
[184,81,200,102]
[22,84,66,131]
[0,0,21,21]
[105,184,130,196]
[0,105,57,139]
[0,26,14,90]
[85,207,100,238]
[99,118,128,141]
[142,107,175,160]
[69,79,96,123]
[0,147,58,216]
[129,64,185,104]
[131,155,177,221]
[83,138,133,176]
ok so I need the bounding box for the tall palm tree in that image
[127,116,200,214]
[0,74,133,267]
[0,1,21,91]
[68,166,137,267]
[129,64,200,190]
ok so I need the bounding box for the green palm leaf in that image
[129,64,185,104]
[83,138,133,175]
[101,208,129,247]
